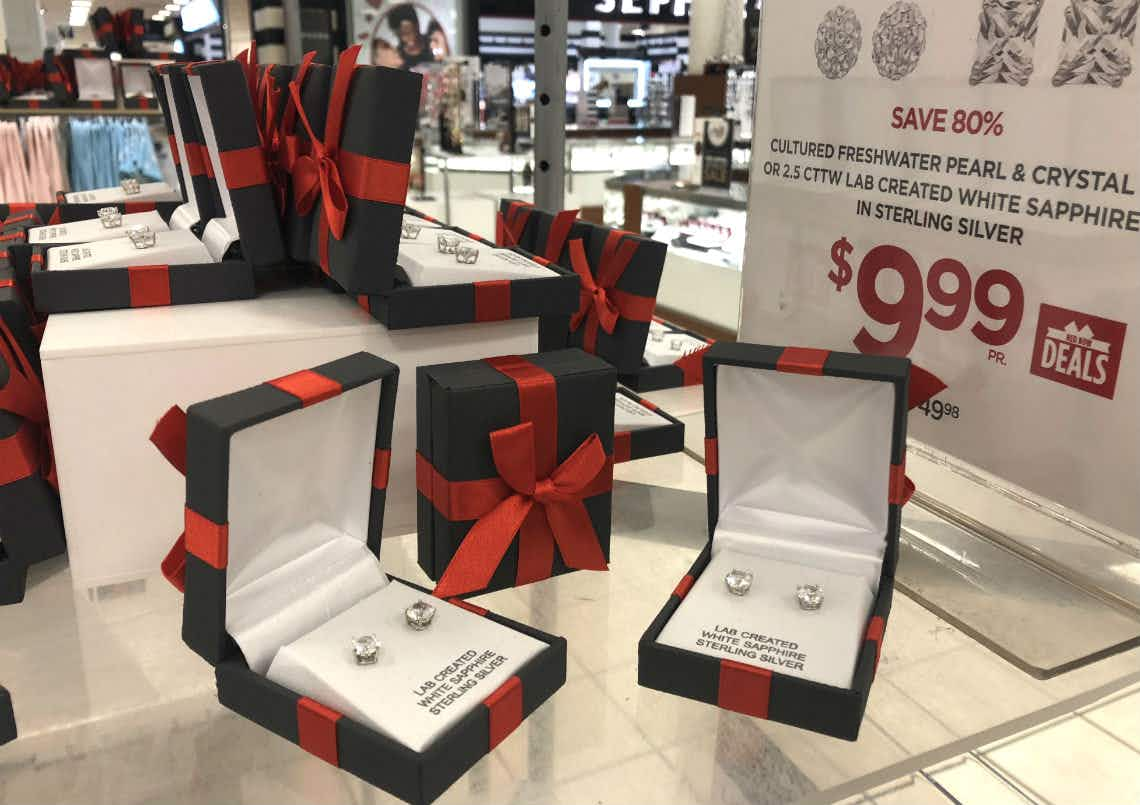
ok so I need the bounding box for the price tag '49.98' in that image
[829,237,1024,358]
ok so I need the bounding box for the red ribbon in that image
[151,405,189,590]
[540,209,580,263]
[428,355,611,598]
[289,46,410,277]
[430,423,611,598]
[496,201,533,248]
[278,52,317,174]
[567,233,657,355]
[235,45,261,109]
[0,318,54,490]
[674,342,713,386]
[289,47,356,274]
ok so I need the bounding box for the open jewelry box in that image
[638,342,909,740]
[613,386,685,463]
[29,59,286,313]
[57,49,117,108]
[26,63,221,249]
[617,317,715,392]
[120,59,158,109]
[174,352,566,804]
[355,209,580,329]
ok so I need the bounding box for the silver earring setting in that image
[725,569,754,596]
[796,584,824,611]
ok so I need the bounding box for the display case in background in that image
[605,177,747,335]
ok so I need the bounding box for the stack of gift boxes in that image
[0,43,913,805]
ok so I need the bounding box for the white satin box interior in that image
[120,63,154,99]
[398,237,558,287]
[63,182,180,204]
[222,377,545,752]
[28,211,170,245]
[72,57,116,101]
[657,362,899,690]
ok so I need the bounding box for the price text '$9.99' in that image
[829,237,1025,358]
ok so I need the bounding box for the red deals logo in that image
[1030,304,1127,400]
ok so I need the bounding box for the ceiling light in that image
[164,3,180,10]
[69,8,88,25]
[151,13,165,20]
[72,0,92,7]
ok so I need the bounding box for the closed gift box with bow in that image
[417,349,616,598]
[562,222,667,374]
[289,46,422,294]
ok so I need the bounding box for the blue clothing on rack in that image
[67,117,163,192]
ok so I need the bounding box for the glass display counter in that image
[605,177,750,334]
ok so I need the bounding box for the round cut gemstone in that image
[405,600,436,631]
[725,569,754,596]
[796,584,824,611]
[352,634,381,665]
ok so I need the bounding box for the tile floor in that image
[2,453,1139,804]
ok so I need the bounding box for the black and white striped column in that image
[250,0,287,64]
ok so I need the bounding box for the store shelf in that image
[0,106,162,117]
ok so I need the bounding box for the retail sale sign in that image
[739,0,1138,534]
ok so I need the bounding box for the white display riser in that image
[40,289,538,591]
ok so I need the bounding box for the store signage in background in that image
[353,0,459,69]
[475,0,691,23]
[701,118,734,188]
[739,1,1138,536]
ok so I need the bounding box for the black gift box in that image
[90,7,117,51]
[417,349,616,598]
[292,47,421,295]
[638,343,909,741]
[617,318,716,392]
[279,58,332,263]
[498,204,594,272]
[168,352,565,805]
[0,315,64,570]
[155,64,225,227]
[613,386,685,464]
[541,221,667,374]
[187,59,286,270]
[0,266,39,377]
[0,542,28,605]
[496,199,540,252]
[27,59,279,314]
[0,686,15,744]
[0,410,65,571]
[355,209,580,329]
[29,245,257,313]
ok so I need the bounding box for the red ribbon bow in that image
[289,46,360,274]
[0,318,55,490]
[278,51,317,175]
[567,231,656,355]
[432,421,610,598]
